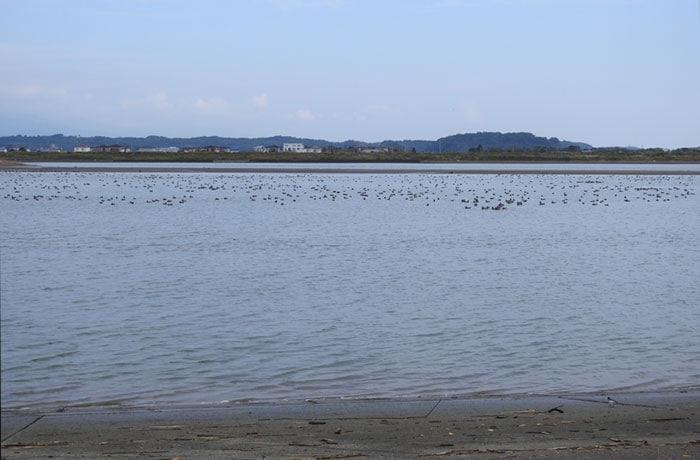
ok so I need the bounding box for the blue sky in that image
[1,0,698,147]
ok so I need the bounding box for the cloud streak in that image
[262,0,346,10]
[295,108,316,121]
[251,93,269,109]
[194,97,229,115]
[0,82,68,99]
[121,91,172,110]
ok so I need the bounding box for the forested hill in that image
[434,132,590,152]
[0,132,593,153]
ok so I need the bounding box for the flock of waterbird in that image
[1,171,695,211]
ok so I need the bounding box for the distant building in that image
[282,143,305,152]
[92,145,130,153]
[357,146,389,153]
[200,146,231,153]
[74,145,91,153]
[38,144,63,153]
[0,147,8,153]
[282,143,322,153]
[136,146,179,153]
[254,145,281,153]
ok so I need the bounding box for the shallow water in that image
[1,170,698,409]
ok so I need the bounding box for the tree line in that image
[2,146,699,163]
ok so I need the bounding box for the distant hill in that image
[434,132,591,152]
[0,132,593,153]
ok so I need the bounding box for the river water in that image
[1,167,698,410]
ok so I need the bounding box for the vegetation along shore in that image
[2,147,700,164]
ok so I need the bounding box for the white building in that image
[137,146,179,153]
[159,146,180,153]
[74,145,91,152]
[281,143,323,153]
[282,143,305,152]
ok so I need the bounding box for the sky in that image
[1,0,699,148]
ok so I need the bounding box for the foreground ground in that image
[2,391,698,459]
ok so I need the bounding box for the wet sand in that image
[1,164,699,175]
[2,391,698,459]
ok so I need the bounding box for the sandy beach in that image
[1,163,699,175]
[2,391,698,459]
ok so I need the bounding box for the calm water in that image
[1,169,699,410]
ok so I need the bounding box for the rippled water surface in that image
[1,170,698,409]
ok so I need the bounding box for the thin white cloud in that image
[16,83,45,97]
[429,0,471,7]
[149,91,171,109]
[251,93,269,109]
[0,42,47,59]
[263,0,346,10]
[430,0,554,6]
[122,91,172,110]
[462,103,482,123]
[0,41,146,62]
[194,97,229,114]
[365,104,399,115]
[0,82,68,99]
[295,108,316,120]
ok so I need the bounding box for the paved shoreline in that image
[1,164,699,175]
[3,391,698,459]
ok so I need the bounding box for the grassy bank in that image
[2,148,699,163]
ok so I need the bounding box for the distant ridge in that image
[434,132,591,152]
[0,132,593,152]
